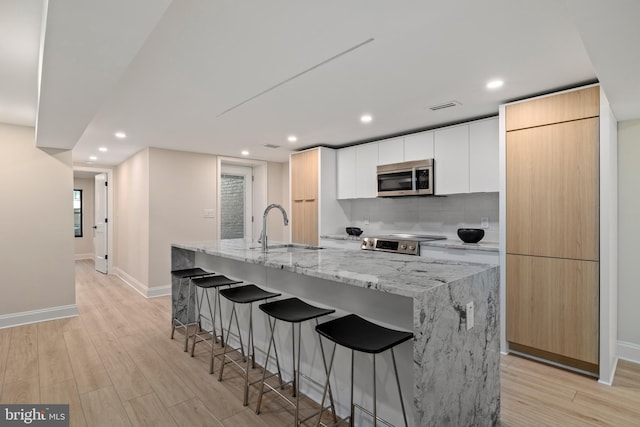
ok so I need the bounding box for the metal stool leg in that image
[391,349,409,427]
[315,342,337,427]
[350,350,355,427]
[183,278,193,352]
[372,354,376,427]
[315,319,338,424]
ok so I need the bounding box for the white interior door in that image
[93,173,108,273]
[220,165,253,240]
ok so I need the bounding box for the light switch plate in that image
[203,209,215,218]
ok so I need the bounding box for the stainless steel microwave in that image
[376,159,434,197]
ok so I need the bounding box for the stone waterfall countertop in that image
[172,239,496,299]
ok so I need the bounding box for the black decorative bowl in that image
[346,227,363,236]
[457,228,485,243]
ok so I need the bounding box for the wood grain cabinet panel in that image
[506,254,599,367]
[505,86,599,131]
[506,117,599,260]
[290,149,319,246]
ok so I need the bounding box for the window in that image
[73,189,83,237]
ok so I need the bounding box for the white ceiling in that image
[2,0,639,166]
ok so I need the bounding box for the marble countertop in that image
[172,239,496,299]
[320,234,499,252]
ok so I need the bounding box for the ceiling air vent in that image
[263,144,281,149]
[428,101,461,111]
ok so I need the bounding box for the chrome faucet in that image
[258,204,289,250]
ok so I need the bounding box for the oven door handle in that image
[411,168,417,191]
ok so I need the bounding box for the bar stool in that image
[218,284,281,406]
[170,267,215,352]
[255,297,337,426]
[315,314,413,427]
[190,275,243,373]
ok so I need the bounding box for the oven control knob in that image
[368,240,374,247]
[400,244,407,250]
[409,245,415,251]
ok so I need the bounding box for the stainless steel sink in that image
[250,244,324,252]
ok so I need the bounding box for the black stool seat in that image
[316,314,413,354]
[192,275,242,288]
[259,297,335,323]
[171,267,213,279]
[219,284,280,304]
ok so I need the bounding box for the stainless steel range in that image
[360,233,447,255]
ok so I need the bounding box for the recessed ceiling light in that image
[287,135,297,143]
[115,131,127,139]
[89,156,97,161]
[486,80,504,89]
[98,147,108,152]
[241,150,249,156]
[360,114,373,123]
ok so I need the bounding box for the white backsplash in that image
[341,192,499,242]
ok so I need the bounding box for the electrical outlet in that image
[481,217,489,229]
[203,209,215,218]
[466,302,474,330]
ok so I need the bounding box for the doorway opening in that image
[220,165,253,240]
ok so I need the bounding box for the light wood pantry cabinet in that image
[505,85,600,374]
[291,149,318,246]
[290,147,348,246]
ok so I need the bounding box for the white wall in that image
[73,177,94,259]
[0,123,76,325]
[618,119,640,361]
[148,148,218,290]
[115,148,150,288]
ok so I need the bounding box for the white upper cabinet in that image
[469,118,499,192]
[434,125,470,195]
[404,131,434,161]
[356,143,379,198]
[336,117,498,199]
[336,146,356,199]
[378,137,404,165]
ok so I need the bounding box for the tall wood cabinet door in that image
[506,254,599,367]
[303,200,318,246]
[506,117,599,260]
[291,200,305,244]
[291,152,305,201]
[304,149,319,200]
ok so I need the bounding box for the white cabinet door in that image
[469,118,499,192]
[336,147,356,199]
[378,137,404,165]
[434,125,469,195]
[404,131,434,161]
[356,143,379,198]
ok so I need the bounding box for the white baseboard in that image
[0,304,78,329]
[75,253,94,260]
[618,340,640,364]
[114,267,171,299]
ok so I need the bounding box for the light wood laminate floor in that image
[0,260,638,426]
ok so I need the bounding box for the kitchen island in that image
[171,239,499,426]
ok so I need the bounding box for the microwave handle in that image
[411,168,416,191]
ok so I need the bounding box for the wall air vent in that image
[263,144,281,149]
[428,101,461,111]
